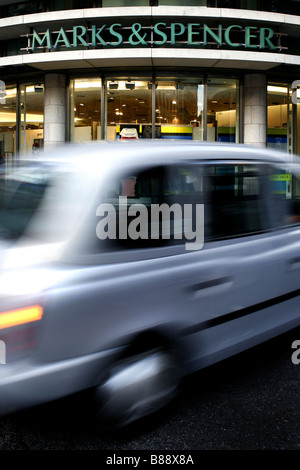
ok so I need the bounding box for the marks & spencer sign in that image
[23,22,284,52]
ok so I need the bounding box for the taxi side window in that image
[268,166,300,227]
[94,163,204,251]
[206,164,268,240]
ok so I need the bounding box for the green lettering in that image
[224,25,243,47]
[153,22,167,45]
[260,27,276,50]
[73,25,88,48]
[170,23,185,45]
[91,25,107,46]
[109,23,123,46]
[203,24,222,47]
[188,23,201,45]
[32,29,52,51]
[245,26,258,49]
[53,27,71,49]
[129,23,147,45]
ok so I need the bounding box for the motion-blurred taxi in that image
[0,141,299,427]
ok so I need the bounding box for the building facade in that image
[0,0,299,160]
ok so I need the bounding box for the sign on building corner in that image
[25,22,283,52]
[292,80,300,105]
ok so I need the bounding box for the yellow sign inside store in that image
[270,174,291,182]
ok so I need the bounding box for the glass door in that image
[207,78,239,143]
[70,78,102,142]
[0,84,17,169]
[18,83,44,156]
[106,79,152,140]
[155,80,204,140]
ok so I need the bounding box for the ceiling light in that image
[109,81,118,90]
[74,80,101,89]
[267,85,288,94]
[126,81,135,90]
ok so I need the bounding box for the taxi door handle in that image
[187,276,233,298]
[287,257,300,271]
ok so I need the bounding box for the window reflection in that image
[207,78,239,143]
[0,85,17,165]
[155,81,204,140]
[69,76,242,143]
[70,78,102,142]
[106,80,152,140]
[50,0,94,10]
[19,84,44,156]
[267,84,288,152]
[207,164,266,238]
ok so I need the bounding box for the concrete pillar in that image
[44,74,66,149]
[243,74,267,148]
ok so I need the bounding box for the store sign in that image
[28,22,280,52]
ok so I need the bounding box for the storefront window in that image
[106,80,152,140]
[207,78,239,142]
[7,1,44,16]
[19,83,44,156]
[267,84,288,152]
[68,75,241,143]
[158,1,207,5]
[0,84,17,166]
[155,81,204,140]
[102,0,149,5]
[70,78,102,142]
[50,0,94,10]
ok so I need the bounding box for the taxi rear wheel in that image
[93,346,179,428]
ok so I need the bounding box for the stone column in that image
[243,74,267,148]
[44,74,66,149]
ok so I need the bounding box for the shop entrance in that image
[106,80,152,140]
[69,76,239,143]
[106,79,205,141]
[207,78,239,143]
